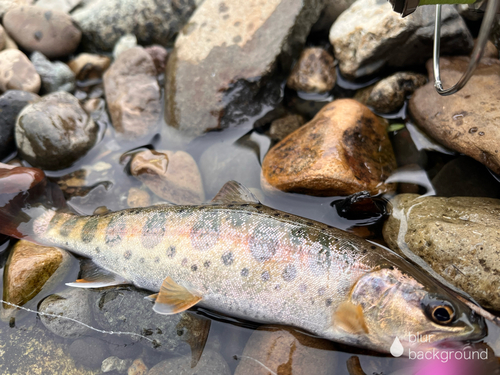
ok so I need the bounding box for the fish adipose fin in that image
[152,277,202,315]
[334,301,369,335]
[211,181,260,204]
[66,260,130,288]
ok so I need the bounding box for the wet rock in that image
[68,53,111,81]
[30,51,76,93]
[39,288,92,338]
[0,90,39,160]
[0,24,5,50]
[234,326,336,375]
[127,187,151,208]
[355,72,427,113]
[72,0,198,52]
[267,113,306,141]
[262,99,396,196]
[0,0,32,17]
[69,337,110,370]
[165,0,322,137]
[113,33,137,60]
[409,57,500,175]
[144,45,168,75]
[383,194,500,310]
[148,350,230,375]
[3,5,81,59]
[128,358,148,375]
[131,149,205,205]
[102,356,133,373]
[103,46,161,139]
[287,47,336,93]
[15,91,98,170]
[329,0,473,78]
[36,0,81,13]
[0,49,41,93]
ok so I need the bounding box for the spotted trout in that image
[0,165,485,355]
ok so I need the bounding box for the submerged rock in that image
[68,53,111,81]
[69,337,110,370]
[30,51,76,93]
[127,187,152,208]
[267,113,306,141]
[409,57,500,175]
[15,91,98,170]
[0,49,41,93]
[128,358,148,375]
[262,99,396,196]
[383,194,500,310]
[102,356,133,373]
[165,0,322,137]
[286,47,336,93]
[148,349,230,375]
[131,149,205,205]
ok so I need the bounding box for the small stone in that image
[39,288,92,338]
[102,356,133,374]
[36,0,81,13]
[383,194,500,310]
[0,90,39,160]
[0,0,32,17]
[0,24,6,50]
[30,51,76,93]
[68,337,110,370]
[3,5,81,59]
[234,326,336,375]
[287,47,336,93]
[148,350,230,375]
[355,72,427,114]
[15,91,98,170]
[262,99,396,196]
[103,46,161,139]
[0,49,41,93]
[3,29,18,49]
[127,187,151,208]
[128,358,148,375]
[267,113,305,141]
[113,33,137,60]
[144,45,168,75]
[131,149,205,205]
[68,53,111,81]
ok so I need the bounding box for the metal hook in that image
[433,0,499,96]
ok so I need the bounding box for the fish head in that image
[347,266,486,354]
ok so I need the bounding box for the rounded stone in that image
[68,53,111,81]
[144,45,168,75]
[287,47,336,93]
[127,187,151,208]
[3,5,82,59]
[30,51,76,93]
[68,337,110,370]
[0,49,41,93]
[15,91,98,170]
[148,350,230,375]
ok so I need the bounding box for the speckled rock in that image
[287,47,336,93]
[30,51,76,93]
[3,5,81,59]
[329,0,473,78]
[355,72,427,113]
[68,53,111,81]
[103,46,161,139]
[131,149,205,205]
[127,187,151,208]
[262,99,396,196]
[383,194,500,310]
[234,326,336,375]
[39,288,92,338]
[0,49,41,93]
[144,45,168,75]
[267,113,305,141]
[165,0,322,137]
[15,91,98,170]
[36,0,81,13]
[69,337,110,370]
[102,357,133,373]
[128,359,148,375]
[113,33,137,60]
[148,350,230,375]
[409,57,500,175]
[72,0,199,52]
[0,90,39,160]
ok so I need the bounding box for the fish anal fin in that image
[334,301,369,335]
[145,293,158,302]
[153,277,202,315]
[66,259,130,288]
[211,181,260,204]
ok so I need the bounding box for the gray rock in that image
[15,91,98,170]
[102,356,133,373]
[39,288,92,338]
[286,47,336,93]
[383,194,500,310]
[267,113,305,141]
[71,0,199,52]
[113,33,137,60]
[329,0,473,78]
[165,0,322,137]
[30,51,76,93]
[148,350,230,375]
[0,50,41,93]
[36,0,81,13]
[68,337,110,370]
[0,90,39,160]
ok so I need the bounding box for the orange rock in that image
[262,99,396,196]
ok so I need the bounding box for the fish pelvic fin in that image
[211,181,260,204]
[333,301,369,335]
[152,277,202,315]
[66,259,130,288]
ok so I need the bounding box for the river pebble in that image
[127,187,152,208]
[68,337,110,370]
[147,349,230,375]
[68,53,111,81]
[128,358,148,375]
[287,47,336,93]
[144,45,168,75]
[30,51,75,93]
[113,33,137,60]
[267,113,306,141]
[0,49,41,93]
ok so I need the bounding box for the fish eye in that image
[432,305,454,324]
[422,294,456,325]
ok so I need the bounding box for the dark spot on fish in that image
[81,217,99,243]
[299,283,307,293]
[227,204,234,207]
[284,215,290,218]
[182,258,188,266]
[306,221,314,226]
[204,261,211,268]
[308,234,332,275]
[190,212,220,250]
[95,247,100,253]
[241,268,249,277]
[124,250,132,259]
[228,211,250,227]
[191,265,198,271]
[261,271,270,282]
[167,245,176,258]
[370,245,376,250]
[273,213,280,217]
[222,251,234,266]
[241,204,250,207]
[154,257,160,263]
[142,212,167,249]
[282,264,297,282]
[318,287,326,296]
[325,298,332,307]
[290,227,307,245]
[139,258,145,263]
[47,214,63,231]
[60,216,79,237]
[65,241,68,246]
[275,284,281,290]
[249,221,277,262]
[105,216,127,246]
[255,205,262,209]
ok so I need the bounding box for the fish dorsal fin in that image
[66,260,130,288]
[333,301,369,335]
[211,181,260,204]
[153,277,202,315]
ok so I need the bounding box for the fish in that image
[0,164,486,355]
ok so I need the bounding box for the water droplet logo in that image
[390,337,404,357]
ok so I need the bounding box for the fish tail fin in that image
[0,164,65,240]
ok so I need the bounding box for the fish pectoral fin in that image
[333,301,369,335]
[211,181,260,204]
[153,277,202,315]
[66,260,130,288]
